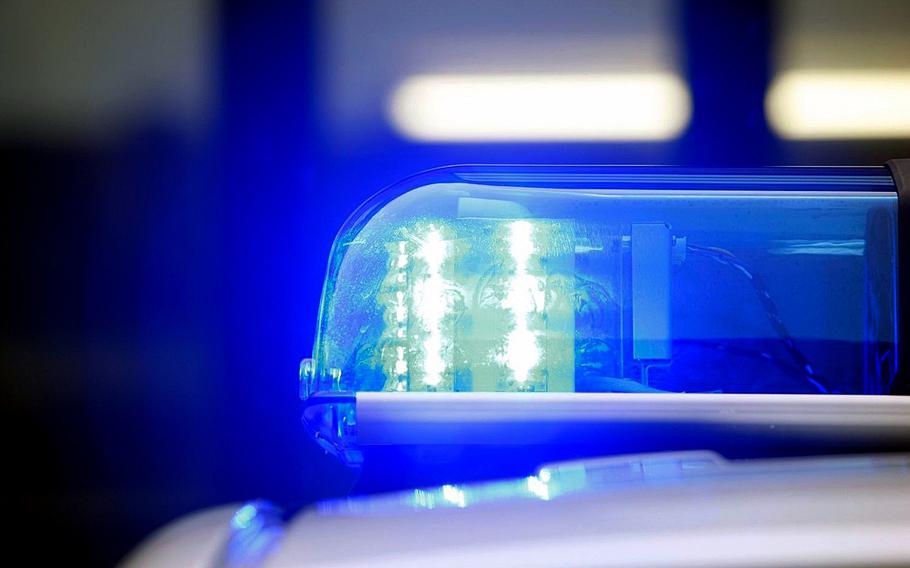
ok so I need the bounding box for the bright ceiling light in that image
[766,70,910,140]
[388,73,691,142]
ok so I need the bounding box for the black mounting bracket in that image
[885,160,910,394]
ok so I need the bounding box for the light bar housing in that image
[300,164,909,463]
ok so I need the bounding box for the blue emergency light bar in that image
[300,163,910,463]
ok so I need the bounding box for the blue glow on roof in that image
[222,501,285,566]
[230,503,260,531]
[316,452,910,516]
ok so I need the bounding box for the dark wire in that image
[687,244,830,394]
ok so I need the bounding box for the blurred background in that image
[3,0,910,565]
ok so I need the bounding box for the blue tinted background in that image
[3,0,910,565]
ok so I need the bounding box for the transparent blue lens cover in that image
[300,166,900,458]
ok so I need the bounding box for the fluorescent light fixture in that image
[766,70,910,139]
[389,73,691,141]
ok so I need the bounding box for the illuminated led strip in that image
[413,225,452,389]
[500,221,544,385]
[381,240,410,392]
[392,241,409,389]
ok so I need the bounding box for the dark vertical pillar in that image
[679,0,776,166]
[217,0,352,505]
